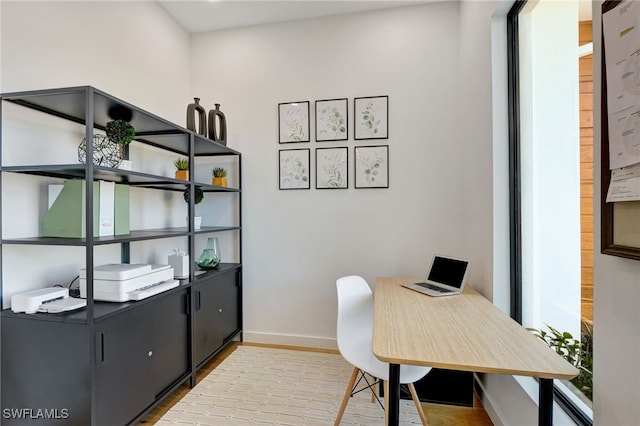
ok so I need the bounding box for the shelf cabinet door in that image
[95,289,189,425]
[194,269,240,367]
[0,317,92,425]
[95,306,155,425]
[149,289,190,396]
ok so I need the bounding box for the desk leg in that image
[539,378,553,426]
[388,364,400,426]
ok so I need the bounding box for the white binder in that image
[98,180,115,236]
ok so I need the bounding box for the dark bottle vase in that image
[208,103,227,146]
[186,97,207,137]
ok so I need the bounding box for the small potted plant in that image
[212,167,228,187]
[183,186,204,229]
[174,158,189,180]
[183,186,204,205]
[105,119,135,170]
[106,119,135,145]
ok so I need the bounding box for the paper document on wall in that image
[606,163,640,202]
[608,106,640,169]
[603,1,640,169]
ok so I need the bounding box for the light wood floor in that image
[139,342,494,425]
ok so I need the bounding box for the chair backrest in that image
[336,275,432,383]
[336,275,375,368]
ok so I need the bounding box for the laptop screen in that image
[427,256,469,289]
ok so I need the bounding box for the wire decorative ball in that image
[78,134,122,168]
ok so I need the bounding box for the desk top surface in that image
[372,277,579,380]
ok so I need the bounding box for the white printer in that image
[79,264,179,302]
[11,287,86,314]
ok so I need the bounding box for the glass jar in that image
[197,237,220,269]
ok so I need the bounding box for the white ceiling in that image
[158,0,593,35]
[158,0,435,33]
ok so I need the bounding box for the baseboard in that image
[474,373,507,426]
[473,374,579,426]
[243,331,338,350]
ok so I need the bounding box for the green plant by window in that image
[105,120,135,145]
[212,167,227,178]
[174,158,189,170]
[183,186,204,205]
[527,323,593,400]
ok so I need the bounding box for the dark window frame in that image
[506,1,593,424]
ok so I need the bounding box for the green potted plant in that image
[105,119,135,170]
[212,167,228,187]
[183,186,204,229]
[183,186,204,205]
[527,323,593,400]
[174,158,189,180]
[106,119,135,145]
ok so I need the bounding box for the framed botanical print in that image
[316,147,348,189]
[354,145,389,188]
[278,101,310,143]
[354,96,388,140]
[279,148,310,189]
[315,98,348,142]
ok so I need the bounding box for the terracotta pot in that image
[212,177,227,187]
[175,170,189,180]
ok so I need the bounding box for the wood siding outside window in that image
[579,20,593,326]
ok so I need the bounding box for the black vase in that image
[208,103,227,146]
[186,97,207,137]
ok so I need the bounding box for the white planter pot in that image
[187,216,202,230]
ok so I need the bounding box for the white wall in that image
[1,1,190,124]
[2,1,639,424]
[190,2,466,348]
[0,1,192,306]
[458,0,504,307]
[593,3,640,425]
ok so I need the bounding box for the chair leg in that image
[371,379,377,403]
[408,383,428,426]
[335,367,359,426]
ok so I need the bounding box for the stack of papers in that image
[606,163,640,202]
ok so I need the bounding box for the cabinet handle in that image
[95,332,104,363]
[196,290,202,311]
[219,308,223,313]
[148,351,153,357]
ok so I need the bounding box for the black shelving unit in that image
[0,86,242,425]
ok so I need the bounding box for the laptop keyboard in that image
[417,283,452,293]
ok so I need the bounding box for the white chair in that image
[334,275,431,425]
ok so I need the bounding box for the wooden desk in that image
[372,277,579,426]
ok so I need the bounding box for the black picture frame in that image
[316,147,348,189]
[354,145,389,188]
[315,98,348,142]
[279,148,310,189]
[601,0,640,260]
[354,96,389,140]
[278,101,310,143]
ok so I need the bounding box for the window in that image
[508,0,593,424]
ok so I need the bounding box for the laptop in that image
[402,254,470,297]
